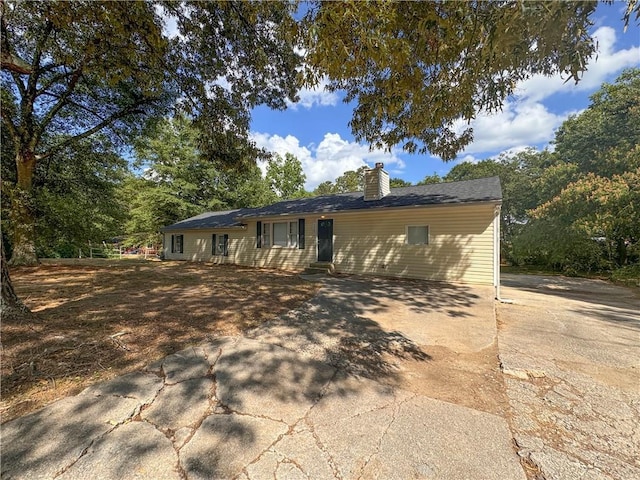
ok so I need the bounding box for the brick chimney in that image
[363,163,390,201]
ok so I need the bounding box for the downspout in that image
[494,204,501,301]
[494,204,513,303]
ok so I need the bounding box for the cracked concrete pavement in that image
[1,336,523,480]
[5,273,635,479]
[2,276,526,480]
[498,274,640,480]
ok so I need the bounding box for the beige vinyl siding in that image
[163,203,497,285]
[331,203,496,285]
[233,218,316,271]
[164,229,240,264]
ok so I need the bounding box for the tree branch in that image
[0,14,28,96]
[34,69,73,97]
[37,91,103,118]
[33,66,83,144]
[37,104,148,161]
[26,18,54,94]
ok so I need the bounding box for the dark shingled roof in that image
[236,176,502,218]
[161,209,243,232]
[161,176,501,231]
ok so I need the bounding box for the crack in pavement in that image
[237,368,340,478]
[306,421,343,480]
[52,405,140,478]
[355,393,415,480]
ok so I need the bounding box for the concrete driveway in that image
[7,273,634,479]
[498,274,640,480]
[2,275,525,480]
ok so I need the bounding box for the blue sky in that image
[250,3,639,190]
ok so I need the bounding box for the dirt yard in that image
[1,260,318,423]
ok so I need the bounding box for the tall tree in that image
[389,178,412,188]
[1,1,169,265]
[416,173,442,186]
[334,166,368,193]
[444,150,553,261]
[1,0,302,265]
[525,69,640,268]
[303,1,638,159]
[313,181,336,196]
[124,115,278,245]
[33,137,129,257]
[265,153,307,199]
[553,68,640,178]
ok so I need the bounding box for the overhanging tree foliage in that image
[303,0,638,160]
[1,0,302,266]
[1,1,169,265]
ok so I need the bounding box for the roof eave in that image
[160,224,247,233]
[233,198,502,221]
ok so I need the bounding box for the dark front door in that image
[317,219,333,262]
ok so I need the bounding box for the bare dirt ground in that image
[1,260,318,423]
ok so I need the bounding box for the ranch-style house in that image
[161,164,502,296]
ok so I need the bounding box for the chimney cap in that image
[375,162,384,169]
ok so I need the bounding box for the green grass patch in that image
[503,264,640,289]
[610,265,640,288]
[501,265,562,276]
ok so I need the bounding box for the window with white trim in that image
[262,222,271,247]
[272,221,298,248]
[273,222,287,246]
[406,225,429,245]
[288,221,298,248]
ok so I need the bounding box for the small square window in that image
[406,226,429,245]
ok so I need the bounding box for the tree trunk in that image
[1,234,32,319]
[9,149,38,266]
[616,237,628,266]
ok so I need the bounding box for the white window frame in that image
[270,221,298,248]
[273,222,288,247]
[262,222,271,247]
[405,225,429,245]
[288,221,298,248]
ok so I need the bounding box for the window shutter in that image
[171,235,175,253]
[223,234,229,256]
[256,221,262,248]
[212,234,217,255]
[298,219,305,249]
[179,235,184,253]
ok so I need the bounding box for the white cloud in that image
[456,154,480,165]
[251,132,405,190]
[450,26,638,159]
[286,77,340,110]
[454,101,570,155]
[515,27,639,104]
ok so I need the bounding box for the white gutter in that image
[493,204,514,303]
[494,204,501,301]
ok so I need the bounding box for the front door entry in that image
[317,219,333,262]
